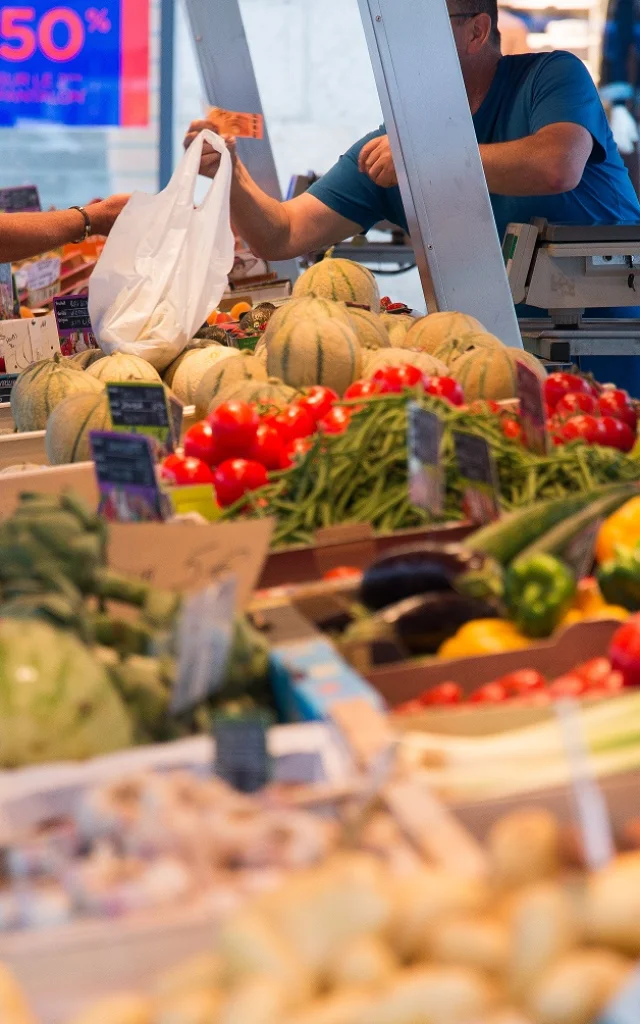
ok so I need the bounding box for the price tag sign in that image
[453,431,500,525]
[0,264,17,320]
[517,359,549,454]
[213,712,273,794]
[0,374,17,402]
[107,382,175,454]
[53,295,98,355]
[0,185,41,213]
[171,575,237,715]
[26,256,61,293]
[0,320,33,372]
[407,402,444,516]
[90,430,168,523]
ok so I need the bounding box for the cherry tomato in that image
[207,400,259,458]
[549,673,588,699]
[280,436,313,469]
[424,376,465,407]
[160,454,213,486]
[469,682,509,703]
[322,566,362,581]
[419,682,463,706]
[555,392,598,418]
[501,417,522,441]
[561,414,606,445]
[183,420,222,467]
[372,364,428,394]
[591,670,625,697]
[318,406,352,435]
[544,372,596,411]
[599,416,636,453]
[248,423,284,471]
[609,616,640,687]
[393,699,425,715]
[468,400,502,415]
[598,389,638,431]
[296,386,339,424]
[497,669,547,695]
[212,458,268,507]
[272,404,316,443]
[574,658,613,688]
[343,379,384,401]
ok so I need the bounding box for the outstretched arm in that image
[0,196,130,262]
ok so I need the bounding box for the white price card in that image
[171,575,237,715]
[29,315,60,360]
[26,256,61,293]
[0,320,32,372]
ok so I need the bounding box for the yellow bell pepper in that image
[438,618,530,659]
[596,497,640,564]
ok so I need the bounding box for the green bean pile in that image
[221,394,640,548]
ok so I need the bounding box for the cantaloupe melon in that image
[262,297,352,349]
[11,356,104,433]
[206,378,296,416]
[433,330,503,369]
[266,318,362,396]
[364,348,448,380]
[45,389,112,464]
[292,256,380,311]
[163,346,237,404]
[379,313,416,347]
[65,349,106,369]
[193,352,267,420]
[452,346,546,402]
[347,307,390,350]
[402,311,486,356]
[86,352,161,386]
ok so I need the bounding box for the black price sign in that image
[407,402,444,515]
[0,185,41,213]
[89,430,167,523]
[0,374,17,402]
[453,431,500,525]
[213,715,271,794]
[107,382,175,452]
[53,295,93,334]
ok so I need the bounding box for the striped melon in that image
[194,352,267,420]
[379,313,416,347]
[65,349,106,369]
[262,297,352,347]
[206,378,296,416]
[86,352,161,386]
[452,346,546,402]
[402,312,486,356]
[45,389,112,464]
[163,345,237,404]
[254,340,268,367]
[292,256,380,311]
[11,355,104,433]
[364,348,448,380]
[266,318,362,396]
[347,307,390,350]
[432,330,503,369]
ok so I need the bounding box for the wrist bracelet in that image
[68,205,92,243]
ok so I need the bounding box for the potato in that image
[64,994,153,1024]
[285,989,376,1024]
[155,989,223,1024]
[584,852,640,955]
[360,965,498,1024]
[506,882,579,998]
[324,935,396,990]
[216,908,309,1004]
[421,914,509,976]
[153,954,225,1002]
[526,949,632,1024]
[0,964,36,1024]
[488,809,560,889]
[218,976,289,1024]
[387,869,490,961]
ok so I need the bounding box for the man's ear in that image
[467,13,493,53]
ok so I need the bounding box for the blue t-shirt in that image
[308,51,640,245]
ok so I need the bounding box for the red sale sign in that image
[0,0,149,126]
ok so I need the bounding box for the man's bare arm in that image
[0,196,129,262]
[479,123,594,195]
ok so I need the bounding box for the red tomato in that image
[497,669,547,695]
[280,436,313,469]
[501,418,522,441]
[549,673,588,699]
[296,386,338,423]
[273,404,316,443]
[598,389,638,431]
[574,658,613,688]
[393,699,425,715]
[213,458,268,508]
[424,376,465,407]
[544,372,596,411]
[160,454,213,486]
[599,416,636,453]
[419,682,463,706]
[318,406,352,435]
[594,670,625,696]
[555,392,598,418]
[344,379,384,401]
[323,566,362,581]
[561,414,606,445]
[207,401,259,458]
[183,420,222,467]
[372,364,427,394]
[248,423,284,471]
[215,311,233,324]
[469,682,509,703]
[609,616,640,687]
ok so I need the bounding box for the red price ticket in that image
[208,107,264,139]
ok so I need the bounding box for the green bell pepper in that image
[505,553,577,639]
[597,546,640,612]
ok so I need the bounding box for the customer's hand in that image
[358,135,398,188]
[86,194,131,236]
[184,120,237,178]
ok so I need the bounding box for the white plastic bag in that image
[89,131,235,372]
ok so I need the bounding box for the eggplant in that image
[381,592,500,656]
[359,543,489,611]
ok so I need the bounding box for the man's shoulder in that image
[503,49,592,81]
